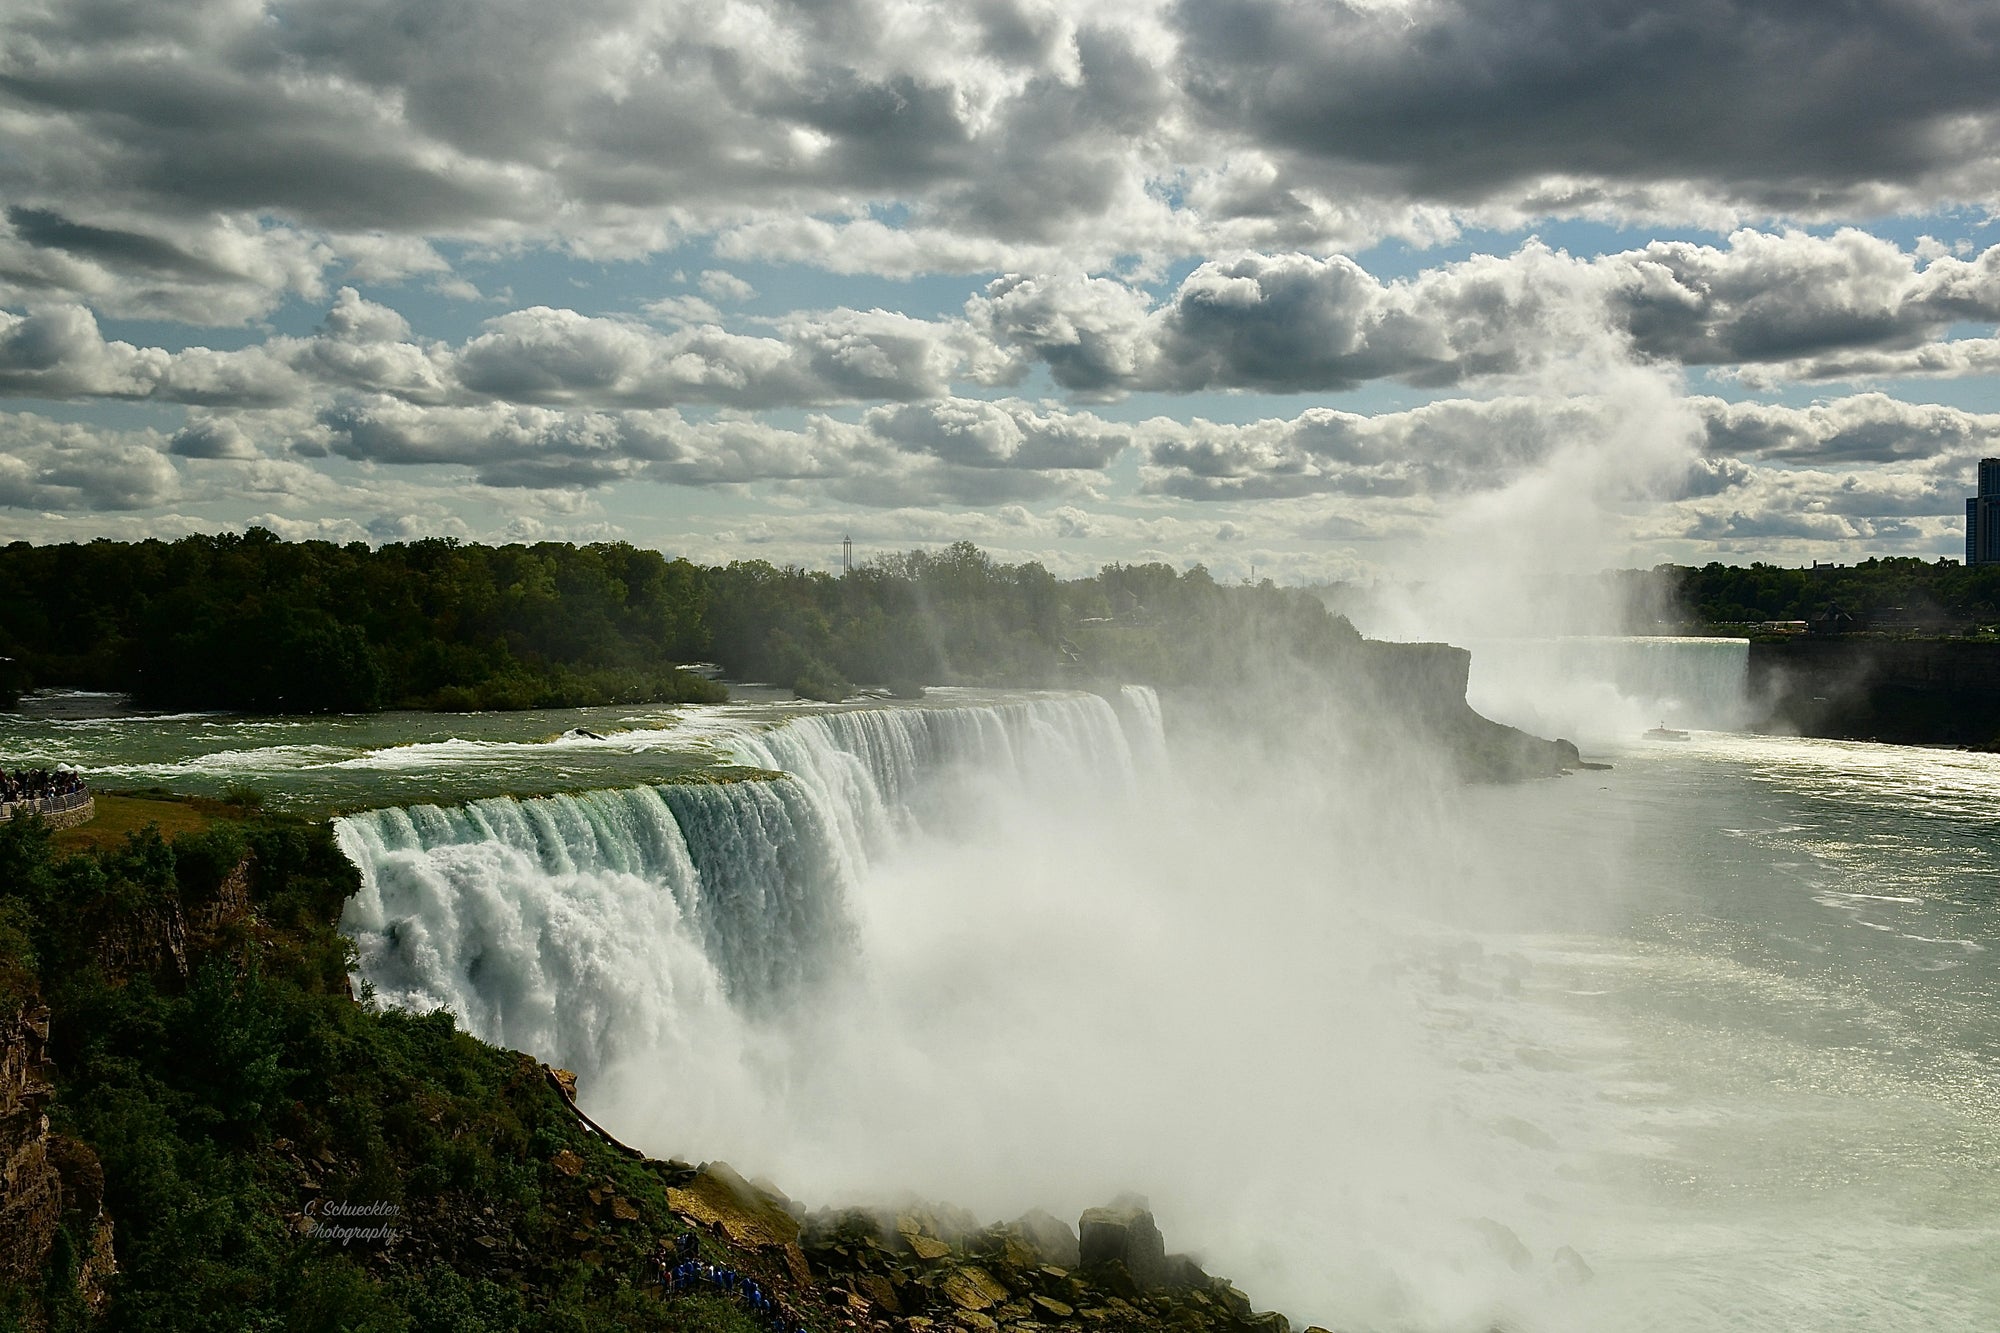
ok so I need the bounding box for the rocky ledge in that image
[652,1155,1304,1333]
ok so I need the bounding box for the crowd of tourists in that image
[656,1233,804,1333]
[0,766,88,812]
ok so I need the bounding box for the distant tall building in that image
[1969,458,2000,565]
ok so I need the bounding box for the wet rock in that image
[1216,1284,1253,1318]
[1078,1203,1167,1290]
[903,1231,954,1261]
[1161,1252,1211,1289]
[666,1161,801,1249]
[1465,1217,1533,1271]
[1493,1115,1559,1151]
[1013,1208,1081,1268]
[859,1272,904,1314]
[941,1266,1009,1311]
[1552,1245,1595,1285]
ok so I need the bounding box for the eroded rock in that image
[1078,1203,1167,1291]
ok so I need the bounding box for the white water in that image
[1464,636,1750,740]
[338,694,1148,1073]
[338,686,2000,1332]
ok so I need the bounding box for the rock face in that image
[1750,638,2000,745]
[794,1197,1289,1333]
[0,999,115,1321]
[1079,1202,1168,1290]
[0,999,61,1285]
[1013,1207,1080,1268]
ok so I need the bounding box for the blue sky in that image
[3,0,1999,584]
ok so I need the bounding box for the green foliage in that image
[0,533,1377,710]
[1647,557,2000,633]
[0,534,724,714]
[0,815,724,1332]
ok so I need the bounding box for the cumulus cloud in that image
[5,0,1999,565]
[0,413,179,510]
[0,208,332,325]
[168,416,258,460]
[977,232,2000,394]
[313,394,1129,503]
[699,271,757,303]
[1177,0,2000,218]
[1138,396,1631,501]
[4,0,1994,317]
[1696,394,2000,469]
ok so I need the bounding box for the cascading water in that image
[1462,636,1750,738]
[331,679,2000,1332]
[337,692,1158,1079]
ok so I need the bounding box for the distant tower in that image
[841,534,852,575]
[1970,459,2000,565]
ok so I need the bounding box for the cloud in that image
[1696,393,2000,468]
[1176,0,2000,219]
[1138,396,1625,500]
[168,416,258,460]
[9,0,1993,319]
[0,306,169,398]
[312,393,1128,503]
[698,270,757,303]
[0,412,178,510]
[863,398,1130,470]
[0,209,332,325]
[975,232,2000,394]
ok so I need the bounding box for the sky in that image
[2,0,1999,583]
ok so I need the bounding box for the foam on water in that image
[339,692,1153,1074]
[332,689,2000,1332]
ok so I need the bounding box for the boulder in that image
[1013,1207,1081,1268]
[940,1265,1010,1311]
[666,1161,799,1249]
[1078,1203,1167,1290]
[1465,1217,1532,1272]
[1552,1244,1595,1286]
[1161,1252,1210,1289]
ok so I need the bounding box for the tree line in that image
[1655,557,2000,631]
[0,532,1364,713]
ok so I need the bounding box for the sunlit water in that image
[8,687,1997,1331]
[0,686,1038,812]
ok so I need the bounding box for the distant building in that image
[1969,458,2000,565]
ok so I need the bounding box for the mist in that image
[1335,360,1748,742]
[342,676,1662,1332]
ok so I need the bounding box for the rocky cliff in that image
[0,998,114,1330]
[1750,638,2000,744]
[0,999,60,1287]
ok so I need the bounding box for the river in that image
[3,672,1995,1332]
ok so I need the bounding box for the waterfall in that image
[1462,635,1750,738]
[337,690,1162,1078]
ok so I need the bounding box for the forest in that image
[0,533,1361,712]
[1654,557,2000,632]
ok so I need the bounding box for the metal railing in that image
[0,789,92,823]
